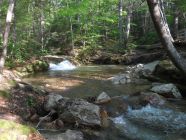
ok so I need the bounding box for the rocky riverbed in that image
[1,60,186,140]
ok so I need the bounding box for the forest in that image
[0,0,186,140]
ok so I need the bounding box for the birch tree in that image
[0,0,15,73]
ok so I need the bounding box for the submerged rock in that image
[127,92,166,109]
[109,73,134,85]
[140,92,165,106]
[63,129,84,140]
[101,96,128,117]
[151,83,182,99]
[42,129,84,140]
[59,99,101,127]
[95,92,111,104]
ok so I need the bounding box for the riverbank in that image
[0,70,45,140]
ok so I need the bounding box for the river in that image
[24,61,186,140]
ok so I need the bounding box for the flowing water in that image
[24,60,186,140]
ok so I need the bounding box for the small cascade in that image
[112,105,186,140]
[126,105,186,131]
[49,60,76,71]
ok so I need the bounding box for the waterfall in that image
[49,60,76,71]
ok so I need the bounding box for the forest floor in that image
[0,70,45,140]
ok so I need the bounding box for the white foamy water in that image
[112,105,186,140]
[113,116,164,140]
[49,60,76,71]
[127,105,186,131]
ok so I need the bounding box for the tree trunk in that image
[0,0,3,40]
[69,16,74,51]
[40,0,45,51]
[124,7,132,48]
[159,0,174,42]
[11,0,16,57]
[173,10,179,40]
[146,0,186,74]
[118,0,124,47]
[0,0,15,73]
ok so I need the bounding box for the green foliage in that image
[138,31,159,45]
[1,0,185,65]
[0,90,11,99]
[0,119,35,140]
[174,0,186,12]
[26,96,36,107]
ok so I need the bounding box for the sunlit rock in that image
[59,99,101,127]
[109,61,159,85]
[109,73,132,85]
[95,92,111,104]
[151,83,182,99]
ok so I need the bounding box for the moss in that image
[0,90,11,99]
[0,119,36,140]
[18,60,49,74]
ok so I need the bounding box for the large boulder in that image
[142,61,160,75]
[95,92,111,104]
[44,94,64,111]
[109,61,159,85]
[128,61,159,77]
[59,99,101,127]
[150,83,182,99]
[21,60,49,74]
[32,60,49,72]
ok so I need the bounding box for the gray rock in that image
[102,96,128,117]
[151,83,182,99]
[60,99,101,127]
[140,92,165,106]
[127,92,166,109]
[143,61,160,74]
[42,129,83,140]
[96,92,111,104]
[63,130,84,140]
[44,94,63,111]
[109,61,159,85]
[109,73,132,85]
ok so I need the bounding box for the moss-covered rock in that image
[32,60,49,72]
[19,60,49,74]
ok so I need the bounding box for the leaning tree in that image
[146,0,186,74]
